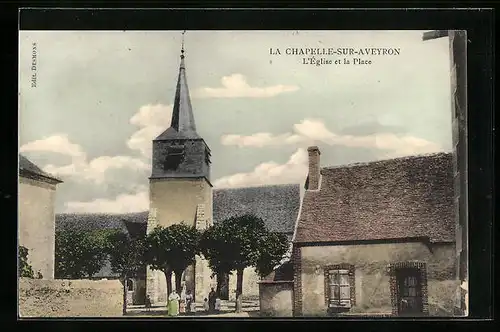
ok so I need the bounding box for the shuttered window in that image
[328,269,352,307]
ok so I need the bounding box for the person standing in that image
[215,296,221,313]
[185,290,194,314]
[208,288,216,313]
[168,290,180,316]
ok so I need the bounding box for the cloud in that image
[213,148,308,189]
[126,103,173,158]
[20,134,149,184]
[221,119,444,158]
[64,188,149,214]
[20,133,85,159]
[20,103,174,213]
[195,74,299,98]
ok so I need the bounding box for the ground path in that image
[126,299,260,318]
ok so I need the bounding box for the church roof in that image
[293,152,455,245]
[155,51,200,140]
[19,154,63,184]
[55,212,147,235]
[213,184,301,236]
[54,184,301,277]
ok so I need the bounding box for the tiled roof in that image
[19,154,63,184]
[55,212,148,234]
[213,184,301,235]
[293,152,455,244]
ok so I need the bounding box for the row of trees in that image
[55,214,289,313]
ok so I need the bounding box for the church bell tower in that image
[146,32,214,304]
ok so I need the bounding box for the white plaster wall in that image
[228,267,261,301]
[18,177,57,280]
[148,178,213,304]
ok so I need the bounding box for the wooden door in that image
[396,268,423,315]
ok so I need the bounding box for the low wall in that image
[18,278,123,317]
[259,281,293,317]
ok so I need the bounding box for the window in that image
[127,279,134,291]
[164,145,185,170]
[204,148,211,166]
[327,268,353,308]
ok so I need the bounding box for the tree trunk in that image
[216,272,222,296]
[164,269,173,304]
[122,277,128,316]
[174,269,183,294]
[235,268,244,313]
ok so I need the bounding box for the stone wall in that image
[227,267,261,301]
[18,177,58,280]
[259,281,293,317]
[18,278,123,317]
[297,242,457,317]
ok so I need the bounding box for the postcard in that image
[18,28,468,318]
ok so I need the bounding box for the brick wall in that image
[292,246,303,316]
[18,278,123,317]
[306,147,321,190]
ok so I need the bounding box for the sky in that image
[19,30,453,214]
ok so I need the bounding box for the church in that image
[55,44,301,305]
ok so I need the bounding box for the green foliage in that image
[200,214,279,275]
[254,231,289,278]
[18,245,34,278]
[106,231,146,279]
[144,224,201,273]
[55,229,114,279]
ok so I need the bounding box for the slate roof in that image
[213,184,301,236]
[293,152,455,244]
[19,154,63,184]
[54,184,301,277]
[155,53,200,140]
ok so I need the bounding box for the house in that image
[292,146,458,317]
[55,212,148,305]
[18,154,63,280]
[54,183,301,304]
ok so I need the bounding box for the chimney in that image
[306,146,321,190]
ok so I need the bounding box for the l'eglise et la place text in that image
[269,47,401,56]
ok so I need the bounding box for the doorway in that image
[396,268,423,316]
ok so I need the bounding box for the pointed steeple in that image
[156,31,200,140]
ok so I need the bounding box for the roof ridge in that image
[322,151,452,171]
[214,183,301,191]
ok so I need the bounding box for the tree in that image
[254,231,290,278]
[144,224,201,301]
[18,245,34,278]
[106,231,146,315]
[199,214,269,312]
[55,229,111,279]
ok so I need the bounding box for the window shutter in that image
[339,270,351,306]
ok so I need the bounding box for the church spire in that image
[157,30,200,140]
